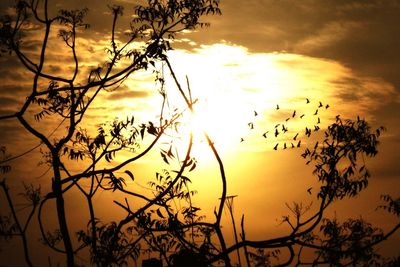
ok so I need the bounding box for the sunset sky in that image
[0,0,399,265]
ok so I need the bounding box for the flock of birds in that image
[241,98,330,151]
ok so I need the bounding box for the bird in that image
[248,122,254,129]
[300,114,305,119]
[307,187,312,195]
[305,127,311,137]
[297,140,301,147]
[275,128,279,137]
[283,143,287,149]
[262,132,269,138]
[317,117,320,124]
[292,110,296,118]
[314,141,319,149]
[314,125,320,131]
[286,117,290,122]
[282,125,288,133]
[306,98,310,104]
[314,109,318,115]
[240,138,244,142]
[276,104,280,110]
[318,101,323,108]
[293,133,299,140]
[291,143,295,148]
[275,123,280,128]
[254,110,258,116]
[325,104,329,109]
[273,143,278,150]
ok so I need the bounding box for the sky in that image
[0,0,399,265]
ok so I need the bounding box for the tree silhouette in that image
[0,1,399,267]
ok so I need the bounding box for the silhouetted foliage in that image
[0,0,399,266]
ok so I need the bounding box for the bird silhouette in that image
[317,117,320,124]
[286,117,290,122]
[325,104,329,109]
[282,125,288,133]
[276,104,280,110]
[275,128,279,137]
[291,143,295,148]
[300,114,305,119]
[248,122,254,129]
[254,110,258,116]
[240,138,244,142]
[273,143,278,150]
[283,143,287,149]
[314,125,320,131]
[262,131,269,138]
[314,141,319,149]
[275,123,280,128]
[306,98,310,104]
[314,109,318,115]
[318,101,323,108]
[297,140,301,147]
[307,187,312,195]
[305,127,311,137]
[292,110,296,118]
[293,133,299,140]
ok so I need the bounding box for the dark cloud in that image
[106,89,149,100]
[0,96,19,107]
[185,0,400,92]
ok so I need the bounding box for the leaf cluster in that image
[304,117,384,200]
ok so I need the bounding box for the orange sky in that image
[0,0,399,266]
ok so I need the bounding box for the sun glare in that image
[113,43,395,164]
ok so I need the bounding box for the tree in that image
[0,1,399,266]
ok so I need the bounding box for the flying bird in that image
[240,138,244,142]
[275,123,281,128]
[314,125,320,131]
[292,110,296,118]
[275,128,279,137]
[305,127,311,137]
[254,110,258,116]
[317,117,320,124]
[325,104,330,109]
[318,101,323,108]
[300,114,305,119]
[314,141,319,149]
[306,98,310,104]
[307,187,312,195]
[293,133,299,140]
[262,131,269,138]
[273,143,278,150]
[314,109,318,115]
[297,140,301,147]
[282,125,288,133]
[291,143,295,148]
[248,122,254,129]
[283,143,287,149]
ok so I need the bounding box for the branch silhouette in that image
[0,1,399,267]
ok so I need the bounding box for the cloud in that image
[161,43,399,155]
[295,21,364,54]
[106,89,149,100]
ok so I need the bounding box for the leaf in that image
[156,209,164,218]
[140,127,145,139]
[161,151,169,164]
[189,162,197,172]
[125,170,134,181]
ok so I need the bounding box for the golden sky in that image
[0,0,399,265]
